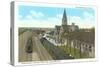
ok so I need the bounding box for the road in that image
[19,31,33,62]
[19,31,53,62]
[33,36,53,60]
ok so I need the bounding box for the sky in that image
[18,5,95,28]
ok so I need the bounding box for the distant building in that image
[54,9,79,43]
[53,9,94,58]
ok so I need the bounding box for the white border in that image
[13,1,98,66]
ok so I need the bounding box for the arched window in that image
[89,45,92,52]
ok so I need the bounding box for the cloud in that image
[18,15,24,20]
[18,19,60,28]
[18,14,61,28]
[25,15,33,20]
[30,10,44,18]
[19,10,45,20]
[83,11,94,20]
[69,11,95,28]
[56,14,62,19]
[83,11,94,24]
[18,10,95,28]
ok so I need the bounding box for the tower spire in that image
[62,9,67,25]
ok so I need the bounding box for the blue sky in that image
[18,5,95,28]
